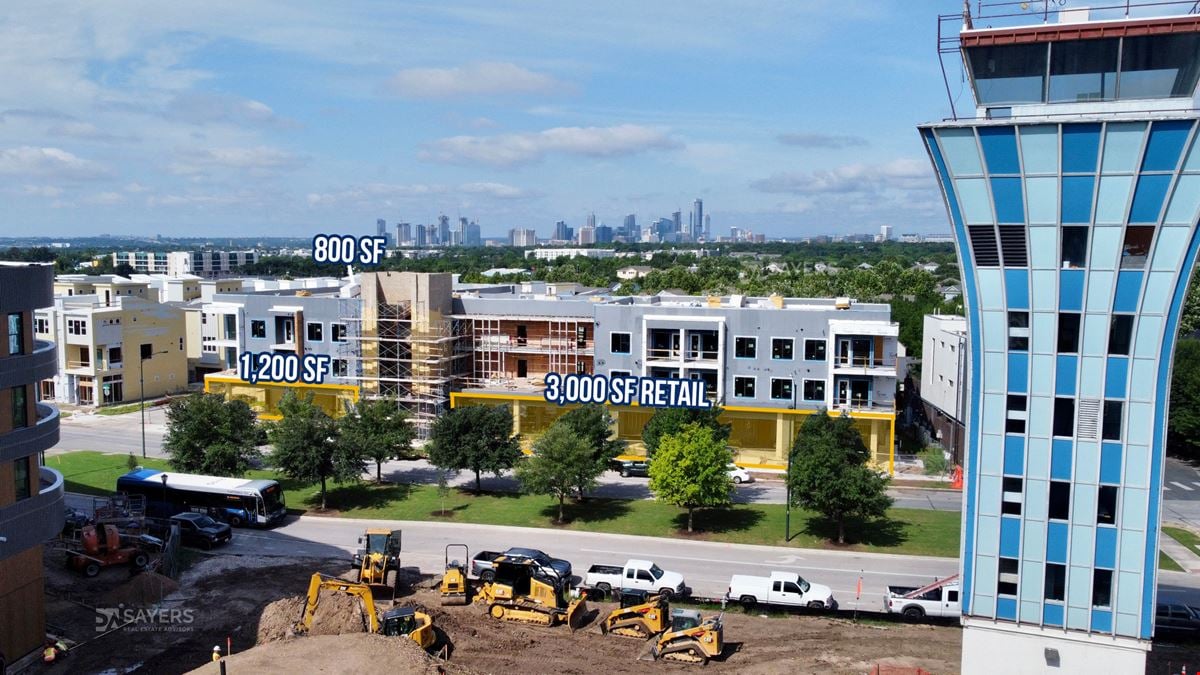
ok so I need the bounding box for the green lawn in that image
[50,451,961,557]
[1160,550,1185,573]
[1163,526,1200,556]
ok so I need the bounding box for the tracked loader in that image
[440,544,470,605]
[474,555,588,630]
[599,590,669,639]
[649,608,724,665]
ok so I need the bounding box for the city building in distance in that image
[112,250,260,278]
[920,3,1200,671]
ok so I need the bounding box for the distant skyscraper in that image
[586,212,596,229]
[730,226,741,241]
[880,225,894,241]
[672,210,682,233]
[577,226,596,245]
[397,222,411,246]
[704,214,711,239]
[464,220,481,247]
[414,223,427,247]
[693,199,704,240]
[623,214,637,240]
[553,220,573,242]
[595,224,613,244]
[654,217,675,241]
[438,215,451,245]
[510,228,537,247]
[376,218,392,247]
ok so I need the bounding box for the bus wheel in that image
[229,515,242,527]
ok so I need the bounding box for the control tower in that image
[920,2,1200,672]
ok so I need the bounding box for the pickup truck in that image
[471,547,572,582]
[727,571,836,610]
[145,513,233,549]
[609,458,649,477]
[884,577,960,619]
[584,559,690,599]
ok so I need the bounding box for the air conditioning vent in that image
[998,225,1028,268]
[1078,398,1101,441]
[968,226,1000,267]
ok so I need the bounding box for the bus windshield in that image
[261,484,284,512]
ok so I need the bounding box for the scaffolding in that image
[459,315,592,389]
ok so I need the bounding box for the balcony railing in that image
[833,356,894,369]
[66,360,93,370]
[832,398,894,412]
[0,403,59,463]
[0,466,65,560]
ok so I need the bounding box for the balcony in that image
[0,403,60,463]
[0,339,58,389]
[0,466,65,561]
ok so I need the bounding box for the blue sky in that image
[0,1,965,239]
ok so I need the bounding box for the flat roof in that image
[120,469,276,494]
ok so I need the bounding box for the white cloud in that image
[169,146,305,175]
[421,124,680,166]
[750,158,931,195]
[163,92,296,128]
[85,191,126,205]
[124,182,150,193]
[386,62,566,99]
[22,184,63,198]
[776,132,868,149]
[458,182,535,199]
[305,182,445,207]
[48,121,139,143]
[0,146,110,180]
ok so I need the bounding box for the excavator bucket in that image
[565,594,589,632]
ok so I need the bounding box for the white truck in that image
[727,571,836,610]
[584,559,691,599]
[884,575,961,619]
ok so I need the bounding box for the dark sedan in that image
[609,459,649,477]
[171,513,233,549]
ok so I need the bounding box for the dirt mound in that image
[258,590,374,642]
[102,571,179,606]
[188,633,460,674]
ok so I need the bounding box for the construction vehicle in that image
[295,573,435,648]
[649,608,724,665]
[885,574,960,619]
[67,524,154,577]
[440,544,469,605]
[352,528,401,588]
[474,555,588,630]
[599,590,669,639]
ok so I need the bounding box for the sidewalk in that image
[1161,524,1200,573]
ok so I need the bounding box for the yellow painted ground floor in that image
[450,392,896,475]
[203,375,360,420]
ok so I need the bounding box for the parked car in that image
[1156,604,1200,635]
[727,464,754,484]
[584,558,690,599]
[609,459,649,477]
[471,547,572,582]
[169,512,232,549]
[885,577,960,619]
[728,571,835,610]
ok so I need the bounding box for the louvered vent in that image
[998,225,1028,268]
[968,226,1000,267]
[1078,398,1101,441]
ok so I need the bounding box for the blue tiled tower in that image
[920,5,1200,672]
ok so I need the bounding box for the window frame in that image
[610,332,632,355]
[770,378,793,401]
[733,376,756,399]
[802,379,826,403]
[770,337,794,361]
[803,338,827,362]
[733,336,757,359]
[306,322,324,343]
[250,320,267,339]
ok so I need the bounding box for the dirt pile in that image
[101,571,179,606]
[187,633,463,674]
[257,589,374,642]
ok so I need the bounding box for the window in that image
[1053,398,1075,437]
[1008,312,1029,351]
[733,377,756,398]
[1102,400,1122,441]
[771,338,793,360]
[332,323,347,342]
[1121,226,1155,269]
[7,312,24,356]
[1001,476,1023,515]
[1049,38,1118,103]
[13,456,31,501]
[1045,563,1066,601]
[67,319,87,336]
[770,379,793,401]
[11,384,28,429]
[610,333,631,354]
[734,337,756,359]
[1057,313,1081,353]
[1108,315,1133,355]
[109,347,122,365]
[306,322,323,342]
[1119,33,1200,99]
[1097,485,1118,525]
[1049,481,1071,520]
[803,339,826,361]
[1062,227,1088,268]
[516,325,527,345]
[333,359,348,377]
[803,380,826,402]
[1006,395,1027,434]
[576,325,587,348]
[251,320,266,339]
[101,375,123,404]
[610,370,630,378]
[223,314,237,340]
[35,317,48,334]
[997,557,1019,596]
[1092,569,1113,608]
[967,43,1048,105]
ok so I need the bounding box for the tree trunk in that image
[376,460,383,483]
[558,495,565,523]
[687,506,694,533]
[474,469,482,494]
[837,516,845,545]
[320,475,328,510]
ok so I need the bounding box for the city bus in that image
[116,469,287,527]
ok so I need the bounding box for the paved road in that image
[53,407,168,458]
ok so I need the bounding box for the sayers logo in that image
[95,605,195,632]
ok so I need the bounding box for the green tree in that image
[338,399,416,482]
[642,405,730,459]
[647,423,734,533]
[163,393,260,476]
[788,411,893,544]
[1169,339,1200,461]
[426,404,522,493]
[1181,279,1200,337]
[556,404,620,464]
[268,391,362,509]
[516,423,604,522]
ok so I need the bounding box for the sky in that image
[0,1,971,239]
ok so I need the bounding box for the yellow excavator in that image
[295,573,435,649]
[474,555,588,630]
[649,608,724,665]
[353,528,402,588]
[440,544,469,605]
[599,590,669,639]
